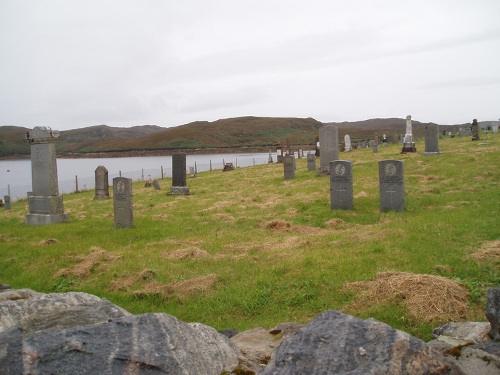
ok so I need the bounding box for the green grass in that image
[1,134,499,341]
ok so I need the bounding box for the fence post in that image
[161,166,164,179]
[236,158,238,168]
[141,169,144,181]
[195,162,197,174]
[210,160,212,171]
[75,175,79,193]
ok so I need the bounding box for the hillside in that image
[0,117,465,157]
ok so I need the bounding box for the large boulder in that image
[261,310,463,375]
[0,313,241,375]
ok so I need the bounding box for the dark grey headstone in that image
[307,153,316,171]
[486,287,500,340]
[94,165,110,199]
[4,195,11,210]
[471,119,480,141]
[330,160,353,210]
[25,127,69,225]
[172,153,187,187]
[113,177,133,228]
[423,124,441,156]
[379,160,405,212]
[318,125,339,174]
[283,155,295,179]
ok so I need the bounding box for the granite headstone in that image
[423,124,441,156]
[113,177,133,228]
[330,160,353,210]
[284,155,295,179]
[318,125,339,174]
[170,153,190,195]
[379,160,405,212]
[94,165,110,199]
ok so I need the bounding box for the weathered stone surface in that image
[0,288,43,303]
[0,313,241,375]
[0,292,131,336]
[486,287,500,340]
[432,322,492,346]
[261,310,463,375]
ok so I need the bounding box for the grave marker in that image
[94,165,110,199]
[113,177,133,228]
[307,153,316,171]
[284,155,295,179]
[344,134,352,152]
[471,119,480,141]
[423,124,441,156]
[379,160,405,212]
[402,115,416,152]
[318,125,339,174]
[330,160,353,210]
[4,195,11,210]
[25,127,69,225]
[170,153,190,195]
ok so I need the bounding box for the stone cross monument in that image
[402,115,416,153]
[471,119,480,141]
[25,126,69,225]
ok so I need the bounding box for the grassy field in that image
[1,134,499,341]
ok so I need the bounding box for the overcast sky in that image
[1,0,499,130]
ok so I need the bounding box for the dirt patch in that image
[53,247,121,279]
[469,240,500,268]
[354,191,369,198]
[163,247,210,260]
[342,271,473,323]
[36,238,58,246]
[262,221,291,230]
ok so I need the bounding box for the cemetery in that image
[0,130,499,373]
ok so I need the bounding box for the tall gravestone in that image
[379,160,405,212]
[170,153,190,195]
[113,177,133,228]
[344,134,352,152]
[373,133,379,153]
[492,121,499,134]
[423,124,441,156]
[318,125,339,174]
[402,115,416,153]
[330,160,353,210]
[471,119,480,141]
[4,195,11,210]
[268,150,273,163]
[94,165,110,199]
[25,127,69,225]
[283,155,295,179]
[307,153,316,171]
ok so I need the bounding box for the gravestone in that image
[4,195,11,210]
[94,165,110,199]
[423,124,441,156]
[189,167,196,178]
[382,134,388,146]
[283,155,295,179]
[298,148,303,158]
[268,150,273,163]
[152,179,161,190]
[277,147,283,163]
[25,127,69,225]
[344,134,352,152]
[113,177,133,228]
[379,160,405,212]
[318,125,339,174]
[330,160,353,210]
[492,121,499,133]
[471,119,480,141]
[402,115,416,153]
[170,153,190,195]
[307,153,316,171]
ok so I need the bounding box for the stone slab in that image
[379,160,405,212]
[330,160,353,210]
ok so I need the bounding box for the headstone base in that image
[317,166,330,175]
[170,186,190,195]
[25,213,69,225]
[401,143,416,153]
[423,152,442,156]
[94,194,110,200]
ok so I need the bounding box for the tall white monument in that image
[402,115,416,153]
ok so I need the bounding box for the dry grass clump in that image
[133,274,218,301]
[109,269,156,291]
[53,247,121,279]
[262,221,291,230]
[342,271,473,323]
[36,238,58,246]
[163,247,210,260]
[469,241,500,268]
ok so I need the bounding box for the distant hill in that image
[0,117,467,157]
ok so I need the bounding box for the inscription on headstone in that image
[25,126,69,225]
[283,155,295,179]
[113,177,133,228]
[379,160,405,212]
[330,160,353,210]
[307,153,316,171]
[94,165,110,199]
[170,153,190,195]
[318,125,339,174]
[423,124,441,156]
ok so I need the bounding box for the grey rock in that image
[0,292,130,335]
[0,313,240,375]
[432,322,492,345]
[261,310,463,375]
[0,288,43,303]
[486,287,500,340]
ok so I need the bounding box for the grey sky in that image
[1,0,499,130]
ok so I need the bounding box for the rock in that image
[0,292,131,336]
[231,322,304,367]
[452,342,500,375]
[486,287,500,340]
[261,310,463,375]
[432,322,492,346]
[0,313,241,375]
[0,287,43,303]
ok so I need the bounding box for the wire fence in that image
[1,153,274,202]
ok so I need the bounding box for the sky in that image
[1,0,499,131]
